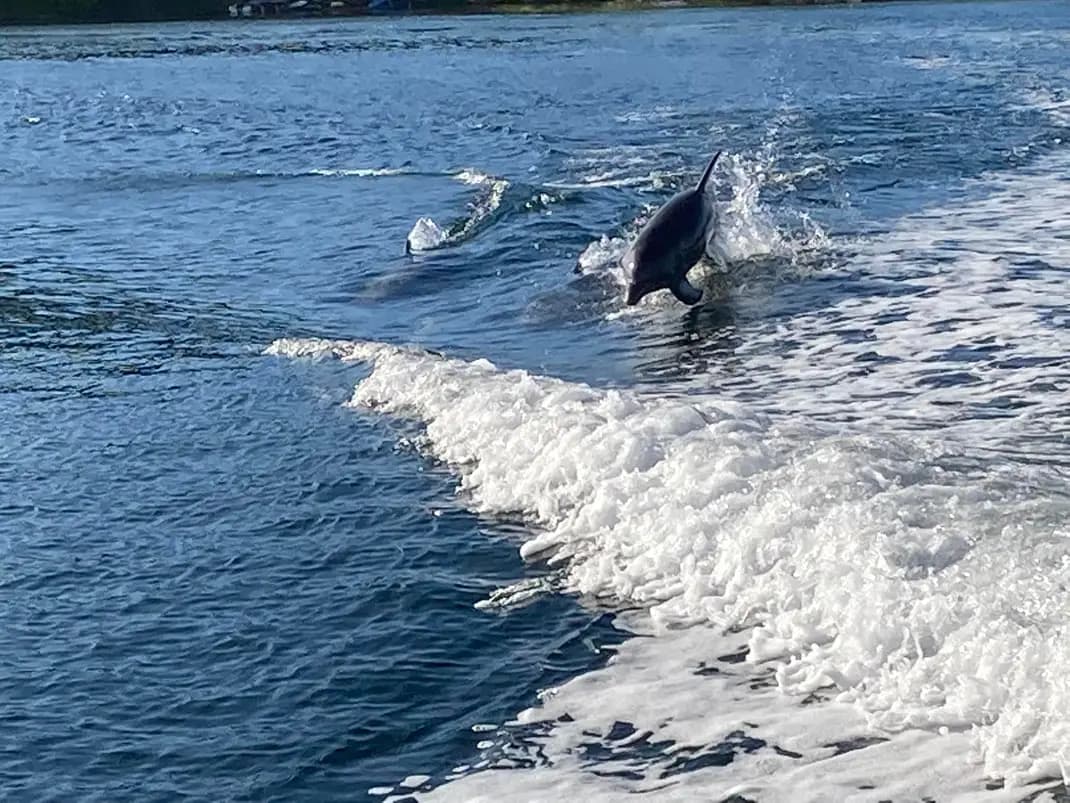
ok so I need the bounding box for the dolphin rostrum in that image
[623,151,721,306]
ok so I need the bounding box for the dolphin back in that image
[695,150,722,194]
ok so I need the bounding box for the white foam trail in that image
[612,105,683,124]
[549,171,672,190]
[267,335,1070,796]
[550,147,689,191]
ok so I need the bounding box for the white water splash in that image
[575,151,831,310]
[405,169,511,253]
[405,217,448,253]
[708,152,830,265]
[453,169,494,185]
[576,231,639,290]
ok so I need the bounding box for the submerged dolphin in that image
[623,151,721,306]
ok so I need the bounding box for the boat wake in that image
[266,332,1070,801]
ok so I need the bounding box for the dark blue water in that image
[2,1,1069,799]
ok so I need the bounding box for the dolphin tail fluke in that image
[696,150,722,194]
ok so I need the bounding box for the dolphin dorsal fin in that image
[696,150,722,194]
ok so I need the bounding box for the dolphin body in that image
[623,151,721,306]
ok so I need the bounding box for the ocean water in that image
[3,1,1070,799]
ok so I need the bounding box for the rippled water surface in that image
[3,2,1070,800]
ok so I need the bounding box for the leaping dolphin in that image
[623,151,721,306]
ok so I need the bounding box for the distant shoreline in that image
[0,0,899,27]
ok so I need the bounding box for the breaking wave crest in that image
[266,335,1070,799]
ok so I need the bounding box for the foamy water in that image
[659,152,1070,451]
[268,146,1070,800]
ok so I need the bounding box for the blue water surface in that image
[2,0,1069,798]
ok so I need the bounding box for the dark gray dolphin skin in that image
[623,151,721,306]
